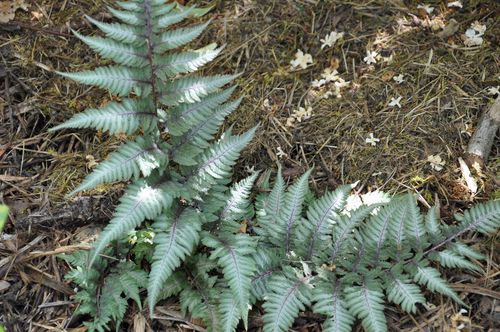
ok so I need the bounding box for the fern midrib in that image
[329,280,343,330]
[331,221,356,262]
[190,274,220,328]
[142,0,160,114]
[272,278,305,332]
[169,112,217,157]
[389,272,412,302]
[123,143,165,164]
[284,196,301,253]
[157,212,181,276]
[306,198,340,260]
[374,210,392,262]
[221,238,245,301]
[361,282,379,331]
[197,139,241,173]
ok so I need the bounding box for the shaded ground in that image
[0,0,499,331]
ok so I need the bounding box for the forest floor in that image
[0,0,499,331]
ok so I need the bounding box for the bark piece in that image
[465,96,500,167]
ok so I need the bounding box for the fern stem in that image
[143,0,160,113]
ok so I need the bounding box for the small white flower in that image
[393,74,405,84]
[389,96,402,108]
[363,50,378,65]
[244,165,256,174]
[457,323,465,331]
[276,146,287,159]
[321,68,340,83]
[471,21,486,35]
[320,31,344,49]
[290,49,313,70]
[459,308,468,315]
[322,91,334,99]
[487,86,499,96]
[447,1,463,8]
[427,154,445,171]
[365,133,380,146]
[334,77,350,88]
[286,117,295,127]
[464,28,483,46]
[262,98,271,109]
[294,106,313,122]
[417,4,434,15]
[311,79,326,88]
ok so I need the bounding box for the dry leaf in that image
[458,157,478,194]
[0,280,10,292]
[436,18,459,38]
[133,313,146,332]
[0,0,28,23]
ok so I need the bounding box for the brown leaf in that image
[133,313,146,332]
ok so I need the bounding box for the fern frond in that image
[402,194,426,249]
[71,137,168,194]
[432,250,482,272]
[148,208,202,312]
[220,171,259,223]
[447,242,485,261]
[160,74,238,106]
[85,15,145,45]
[203,233,256,328]
[251,247,282,301]
[72,30,148,67]
[219,290,241,332]
[58,66,149,96]
[157,5,195,29]
[156,21,211,53]
[428,200,500,253]
[89,179,174,266]
[456,200,500,235]
[114,261,149,309]
[263,166,285,218]
[297,185,351,260]
[345,276,387,332]
[50,98,156,135]
[385,270,425,314]
[265,170,311,253]
[262,268,312,332]
[156,46,223,79]
[171,98,242,165]
[190,127,256,193]
[157,271,187,302]
[425,206,442,240]
[330,205,375,262]
[312,274,354,332]
[409,262,464,305]
[167,86,236,136]
[180,275,221,331]
[362,199,400,261]
[107,6,145,26]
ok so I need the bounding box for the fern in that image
[254,173,500,332]
[53,1,257,329]
[52,1,500,331]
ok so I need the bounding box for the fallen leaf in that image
[436,18,459,38]
[0,280,10,292]
[458,157,478,194]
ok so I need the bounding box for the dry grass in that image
[0,0,498,331]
